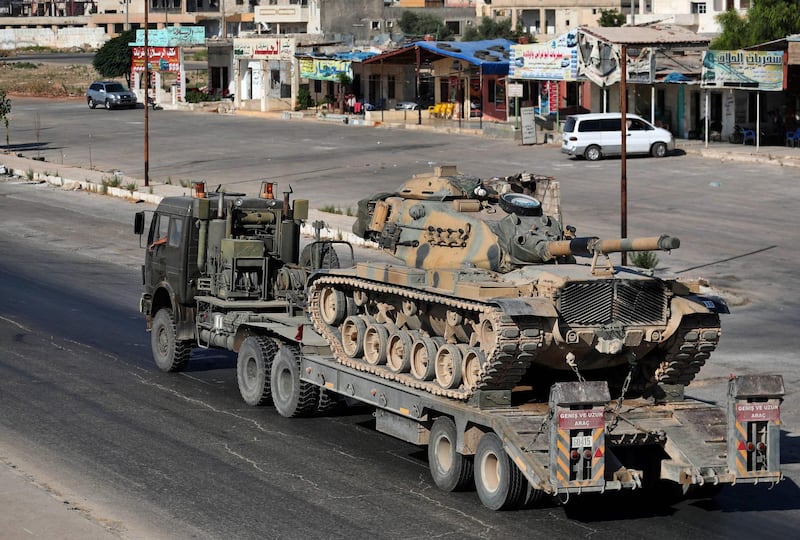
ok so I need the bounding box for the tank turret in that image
[311,166,727,403]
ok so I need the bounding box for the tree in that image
[398,11,453,40]
[598,9,626,27]
[712,0,800,49]
[93,29,136,86]
[462,17,533,42]
[0,89,10,146]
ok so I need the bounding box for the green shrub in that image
[630,251,659,270]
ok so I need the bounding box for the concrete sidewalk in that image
[1,115,798,540]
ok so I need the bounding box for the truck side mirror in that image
[134,211,145,235]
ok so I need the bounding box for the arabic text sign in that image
[702,50,785,91]
[510,43,578,81]
[233,38,295,60]
[299,58,352,82]
[131,47,180,73]
[130,27,205,47]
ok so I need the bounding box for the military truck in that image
[136,171,783,510]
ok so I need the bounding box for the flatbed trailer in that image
[288,349,784,509]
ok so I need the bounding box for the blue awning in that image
[412,39,513,75]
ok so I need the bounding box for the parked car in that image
[86,81,138,110]
[394,101,418,110]
[561,112,674,161]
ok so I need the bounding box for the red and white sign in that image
[558,408,604,430]
[736,402,779,422]
[131,46,181,73]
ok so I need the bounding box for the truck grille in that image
[558,280,667,326]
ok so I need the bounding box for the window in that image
[691,2,706,13]
[371,20,381,30]
[386,20,394,29]
[314,80,321,93]
[387,75,396,100]
[168,218,183,248]
[445,20,461,35]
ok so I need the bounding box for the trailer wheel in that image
[151,308,191,372]
[237,336,278,406]
[271,345,320,418]
[428,417,474,492]
[474,433,527,510]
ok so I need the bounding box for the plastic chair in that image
[428,103,443,118]
[741,128,756,145]
[786,128,800,147]
[443,103,454,119]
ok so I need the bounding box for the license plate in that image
[571,435,592,448]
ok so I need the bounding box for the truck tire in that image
[237,336,278,406]
[300,243,340,270]
[151,308,191,372]
[271,345,320,418]
[428,417,474,492]
[474,433,527,510]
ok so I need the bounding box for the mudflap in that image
[548,381,612,495]
[727,374,784,485]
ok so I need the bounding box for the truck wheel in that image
[651,142,667,158]
[428,417,474,492]
[151,308,191,372]
[584,145,601,161]
[271,345,319,418]
[300,243,340,270]
[237,336,278,406]
[474,433,527,510]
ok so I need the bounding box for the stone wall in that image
[0,27,108,50]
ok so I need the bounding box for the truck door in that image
[145,212,186,301]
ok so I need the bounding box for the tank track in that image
[308,276,542,400]
[653,314,721,386]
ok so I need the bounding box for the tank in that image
[307,166,727,402]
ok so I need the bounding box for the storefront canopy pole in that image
[416,47,422,126]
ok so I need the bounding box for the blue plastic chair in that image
[786,128,800,147]
[742,128,756,145]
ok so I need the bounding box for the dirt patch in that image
[0,62,100,98]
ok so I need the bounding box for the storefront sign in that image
[701,50,785,91]
[233,38,295,60]
[130,27,205,47]
[299,58,352,82]
[131,47,181,73]
[510,40,578,81]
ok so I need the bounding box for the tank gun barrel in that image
[544,235,680,259]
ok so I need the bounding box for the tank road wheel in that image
[237,336,278,406]
[363,324,390,365]
[584,145,602,161]
[428,417,474,492]
[151,308,191,372]
[461,348,486,390]
[435,344,463,389]
[271,345,319,418]
[386,331,413,373]
[410,335,438,381]
[474,433,527,510]
[341,316,367,358]
[319,286,347,327]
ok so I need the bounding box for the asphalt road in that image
[1,98,799,537]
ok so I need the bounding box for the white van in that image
[561,113,674,161]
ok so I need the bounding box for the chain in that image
[566,352,585,382]
[607,353,637,433]
[524,408,554,452]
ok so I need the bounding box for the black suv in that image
[86,81,138,110]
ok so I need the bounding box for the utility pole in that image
[144,0,150,187]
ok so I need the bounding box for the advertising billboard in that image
[701,50,785,91]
